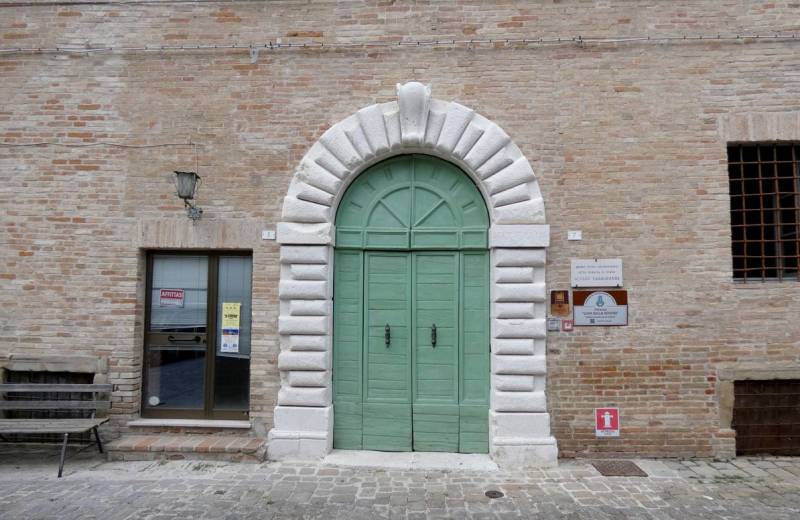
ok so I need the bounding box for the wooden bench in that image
[0,383,112,477]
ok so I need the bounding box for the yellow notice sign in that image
[221,302,241,353]
[222,302,241,329]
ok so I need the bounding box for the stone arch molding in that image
[270,82,558,466]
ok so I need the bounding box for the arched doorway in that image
[270,82,557,466]
[332,155,490,453]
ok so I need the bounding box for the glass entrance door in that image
[143,252,251,419]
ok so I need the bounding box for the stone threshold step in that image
[127,419,251,429]
[107,434,266,463]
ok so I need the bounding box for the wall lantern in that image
[174,170,203,221]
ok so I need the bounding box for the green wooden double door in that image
[333,249,490,453]
[333,155,491,453]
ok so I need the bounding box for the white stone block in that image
[476,152,515,181]
[277,386,331,407]
[493,354,546,375]
[278,280,327,300]
[492,339,535,355]
[492,302,535,319]
[278,351,329,371]
[277,221,333,244]
[266,436,300,460]
[267,429,331,461]
[494,248,546,268]
[285,334,328,352]
[484,157,536,196]
[491,439,558,468]
[490,411,552,438]
[494,198,546,225]
[280,198,331,225]
[464,124,510,172]
[436,102,474,154]
[320,125,364,170]
[492,184,529,207]
[280,245,329,265]
[493,282,546,303]
[290,181,335,206]
[278,316,329,335]
[290,264,329,281]
[453,122,485,159]
[397,81,431,145]
[489,225,549,248]
[299,437,333,458]
[357,104,391,155]
[289,299,329,317]
[494,375,534,392]
[306,141,349,179]
[493,318,546,339]
[296,158,343,196]
[384,108,402,150]
[494,267,535,283]
[288,370,328,387]
[423,106,446,147]
[492,390,546,412]
[341,115,374,160]
[273,405,332,433]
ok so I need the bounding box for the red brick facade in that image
[1,1,799,459]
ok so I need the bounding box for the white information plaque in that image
[570,258,623,288]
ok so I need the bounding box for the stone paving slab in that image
[0,446,799,519]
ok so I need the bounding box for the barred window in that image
[728,143,800,281]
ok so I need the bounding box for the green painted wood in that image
[336,155,488,250]
[332,155,490,454]
[362,252,412,451]
[459,405,489,454]
[412,252,460,452]
[459,251,490,453]
[333,250,364,449]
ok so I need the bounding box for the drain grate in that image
[485,490,504,499]
[591,460,648,477]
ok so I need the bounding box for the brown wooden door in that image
[732,379,800,456]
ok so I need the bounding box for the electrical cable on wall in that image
[0,33,798,56]
[0,141,203,172]
[0,141,199,148]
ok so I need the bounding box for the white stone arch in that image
[269,82,557,466]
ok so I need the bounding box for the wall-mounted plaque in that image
[550,290,571,317]
[573,290,628,326]
[570,258,623,288]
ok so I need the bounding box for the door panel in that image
[213,256,252,411]
[145,255,208,411]
[460,252,490,453]
[412,404,460,452]
[413,252,460,452]
[362,252,412,451]
[333,250,364,449]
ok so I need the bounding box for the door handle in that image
[431,324,437,348]
[385,324,391,348]
[167,335,202,344]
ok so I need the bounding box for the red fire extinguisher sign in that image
[595,407,620,437]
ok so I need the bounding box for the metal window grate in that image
[728,143,800,281]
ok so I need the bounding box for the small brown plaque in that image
[550,290,570,317]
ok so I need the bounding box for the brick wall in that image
[1,0,799,457]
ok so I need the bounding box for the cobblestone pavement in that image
[1,447,800,519]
